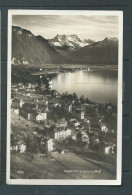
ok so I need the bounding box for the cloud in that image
[12,15,118,41]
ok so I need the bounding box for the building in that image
[107,105,112,110]
[47,139,53,151]
[105,145,112,155]
[25,93,31,97]
[100,124,108,133]
[23,60,29,65]
[51,90,58,97]
[34,97,48,104]
[12,98,20,107]
[74,121,80,127]
[10,145,18,152]
[36,113,47,122]
[81,111,85,119]
[54,102,61,108]
[27,113,34,121]
[57,118,67,128]
[12,108,19,115]
[11,141,26,153]
[81,132,89,143]
[54,128,71,140]
[19,143,26,153]
[98,142,115,155]
[76,131,89,144]
[20,99,24,107]
[68,104,72,113]
[17,83,25,89]
[71,130,77,140]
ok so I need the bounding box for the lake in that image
[51,70,118,105]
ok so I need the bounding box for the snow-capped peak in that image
[48,34,95,50]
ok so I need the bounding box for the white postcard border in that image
[6,10,123,185]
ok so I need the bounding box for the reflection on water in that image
[51,70,118,105]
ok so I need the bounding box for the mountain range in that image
[69,37,118,64]
[12,26,67,66]
[48,34,95,55]
[12,26,118,66]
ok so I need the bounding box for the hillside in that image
[69,37,118,65]
[12,26,68,66]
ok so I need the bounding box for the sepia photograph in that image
[7,10,123,185]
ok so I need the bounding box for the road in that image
[50,151,116,179]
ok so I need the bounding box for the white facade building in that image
[11,142,26,153]
[54,128,71,140]
[36,113,47,122]
[13,108,19,115]
[101,124,108,133]
[19,144,26,153]
[47,139,53,152]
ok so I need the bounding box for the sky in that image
[12,15,118,41]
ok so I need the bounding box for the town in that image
[10,67,117,179]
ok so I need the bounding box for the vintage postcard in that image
[7,10,123,185]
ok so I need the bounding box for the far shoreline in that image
[11,63,118,70]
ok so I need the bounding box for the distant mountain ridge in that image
[69,37,118,64]
[12,26,118,66]
[48,34,95,52]
[12,26,68,66]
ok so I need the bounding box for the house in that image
[51,90,58,97]
[90,134,100,145]
[54,127,71,140]
[81,132,89,143]
[76,131,89,143]
[86,119,90,125]
[81,105,85,112]
[25,92,31,97]
[27,113,34,121]
[81,111,85,119]
[105,145,112,155]
[12,98,20,107]
[12,108,19,115]
[47,139,53,152]
[10,144,18,152]
[74,121,80,127]
[19,143,26,153]
[68,104,72,113]
[18,83,25,89]
[70,119,80,127]
[71,130,77,140]
[36,113,47,122]
[56,94,61,98]
[54,102,61,108]
[75,125,84,130]
[22,102,36,111]
[100,124,108,133]
[23,60,29,65]
[12,87,18,92]
[98,142,115,155]
[20,99,24,107]
[107,105,112,110]
[11,141,26,153]
[70,118,76,122]
[57,118,67,128]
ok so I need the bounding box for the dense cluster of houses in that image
[11,82,116,156]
